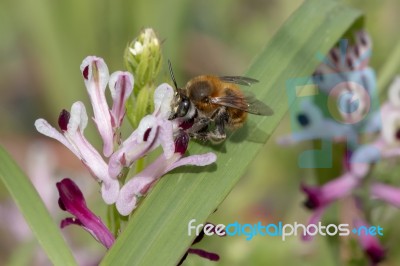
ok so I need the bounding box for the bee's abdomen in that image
[227,108,247,130]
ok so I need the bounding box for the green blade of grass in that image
[0,146,77,265]
[102,0,362,265]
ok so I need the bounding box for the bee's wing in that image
[210,92,273,116]
[218,76,259,86]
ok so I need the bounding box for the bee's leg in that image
[207,107,228,144]
[186,117,211,142]
[187,117,210,135]
[187,107,228,143]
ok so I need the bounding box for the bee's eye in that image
[177,98,190,117]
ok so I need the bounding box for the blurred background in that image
[1,0,400,265]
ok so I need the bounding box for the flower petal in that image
[101,179,120,205]
[108,116,159,179]
[116,155,169,215]
[158,120,175,159]
[153,83,174,119]
[302,207,325,241]
[302,172,359,209]
[109,71,134,129]
[57,178,115,248]
[80,56,114,157]
[167,152,217,172]
[350,143,382,177]
[371,182,400,208]
[34,118,79,158]
[67,101,88,134]
[354,219,385,265]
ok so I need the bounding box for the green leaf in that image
[102,0,362,265]
[0,146,77,265]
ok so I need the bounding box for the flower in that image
[116,131,217,216]
[57,178,115,249]
[302,172,360,210]
[108,83,176,179]
[277,100,357,146]
[354,218,385,265]
[313,30,375,95]
[109,71,134,131]
[125,28,162,89]
[35,56,136,204]
[301,172,360,241]
[80,56,114,157]
[35,102,119,204]
[370,182,400,208]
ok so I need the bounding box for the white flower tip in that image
[68,102,88,133]
[153,83,174,118]
[116,192,137,216]
[34,119,50,134]
[109,71,134,98]
[34,119,63,140]
[101,180,120,205]
[190,152,217,166]
[80,56,110,91]
[208,153,217,164]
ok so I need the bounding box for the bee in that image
[167,60,273,143]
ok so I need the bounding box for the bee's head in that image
[169,90,191,120]
[167,59,191,120]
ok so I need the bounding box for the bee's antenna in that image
[168,59,179,90]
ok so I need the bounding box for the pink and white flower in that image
[108,83,176,179]
[35,102,119,204]
[116,131,216,216]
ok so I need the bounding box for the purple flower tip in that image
[56,178,85,207]
[175,132,189,154]
[56,178,115,249]
[179,118,194,130]
[60,217,83,229]
[58,109,70,131]
[82,65,89,80]
[143,128,152,141]
[58,198,66,211]
[366,245,386,264]
[301,185,321,210]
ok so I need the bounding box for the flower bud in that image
[124,28,162,92]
